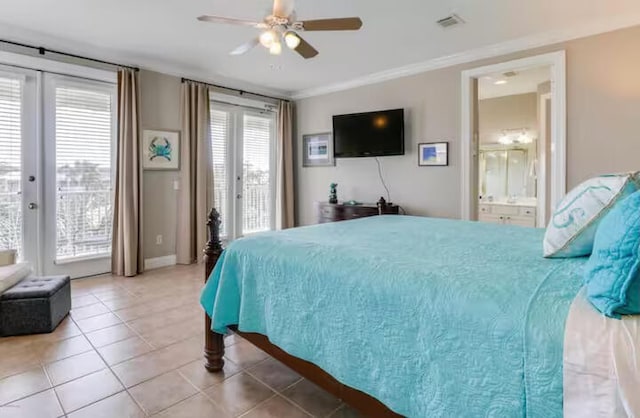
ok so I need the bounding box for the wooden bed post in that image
[203,208,225,372]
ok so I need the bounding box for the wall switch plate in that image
[173,180,180,191]
[156,235,163,245]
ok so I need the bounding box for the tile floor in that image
[0,265,361,418]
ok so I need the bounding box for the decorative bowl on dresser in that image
[317,201,400,223]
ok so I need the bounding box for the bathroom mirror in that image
[478,142,537,202]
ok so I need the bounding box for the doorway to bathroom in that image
[461,52,566,228]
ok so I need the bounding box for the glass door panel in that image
[241,113,274,235]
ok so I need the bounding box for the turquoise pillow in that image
[584,190,640,318]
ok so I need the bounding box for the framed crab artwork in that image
[142,129,180,170]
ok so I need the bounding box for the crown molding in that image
[290,15,640,100]
[0,22,291,100]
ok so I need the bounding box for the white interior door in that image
[42,74,116,278]
[0,66,39,268]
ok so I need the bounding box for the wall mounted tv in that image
[333,109,405,158]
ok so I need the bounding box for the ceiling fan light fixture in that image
[269,41,283,55]
[284,31,301,49]
[259,30,277,48]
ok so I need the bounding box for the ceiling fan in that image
[197,0,363,59]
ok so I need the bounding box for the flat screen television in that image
[333,109,405,158]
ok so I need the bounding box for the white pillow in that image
[0,263,32,294]
[543,172,640,258]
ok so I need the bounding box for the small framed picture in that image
[142,129,180,171]
[303,133,335,167]
[418,142,449,166]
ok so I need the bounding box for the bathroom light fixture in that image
[498,133,513,145]
[494,80,508,85]
[518,130,532,144]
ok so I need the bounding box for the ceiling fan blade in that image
[272,0,295,18]
[300,17,362,31]
[230,38,260,56]
[294,35,319,59]
[197,15,267,29]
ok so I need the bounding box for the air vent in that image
[437,14,464,28]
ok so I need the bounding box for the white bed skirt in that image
[564,288,640,418]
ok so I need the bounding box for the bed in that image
[200,211,589,417]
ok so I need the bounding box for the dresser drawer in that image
[318,216,338,224]
[343,206,378,219]
[494,205,520,216]
[478,204,491,215]
[478,214,503,224]
[519,207,536,217]
[506,216,536,228]
[319,206,337,218]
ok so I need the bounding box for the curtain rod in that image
[181,77,289,103]
[0,39,139,71]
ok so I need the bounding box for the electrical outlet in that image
[156,235,163,245]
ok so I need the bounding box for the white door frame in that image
[538,92,552,227]
[460,51,566,222]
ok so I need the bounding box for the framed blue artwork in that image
[143,129,180,170]
[302,133,335,167]
[418,142,448,166]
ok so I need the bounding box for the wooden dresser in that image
[317,202,400,224]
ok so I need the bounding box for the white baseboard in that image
[144,254,177,271]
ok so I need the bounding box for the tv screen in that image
[333,109,405,158]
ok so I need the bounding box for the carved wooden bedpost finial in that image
[203,207,225,372]
[204,208,223,273]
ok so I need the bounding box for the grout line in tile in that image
[41,356,67,416]
[325,404,346,418]
[146,370,212,416]
[235,393,280,418]
[2,266,210,417]
[61,389,129,416]
[242,363,303,396]
[75,315,150,417]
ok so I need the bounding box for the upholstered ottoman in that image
[0,276,71,336]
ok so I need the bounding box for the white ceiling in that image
[1,0,639,98]
[479,66,551,100]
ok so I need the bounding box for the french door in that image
[0,66,38,266]
[0,66,116,278]
[210,102,277,240]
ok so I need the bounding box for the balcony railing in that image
[243,181,271,235]
[214,181,272,238]
[0,191,22,258]
[56,189,112,260]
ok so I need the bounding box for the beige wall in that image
[139,70,182,260]
[294,25,640,226]
[478,93,538,144]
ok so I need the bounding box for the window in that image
[210,109,230,238]
[54,83,114,260]
[0,75,23,259]
[210,101,276,240]
[0,54,115,278]
[242,113,274,234]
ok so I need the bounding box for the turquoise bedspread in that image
[201,216,586,417]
